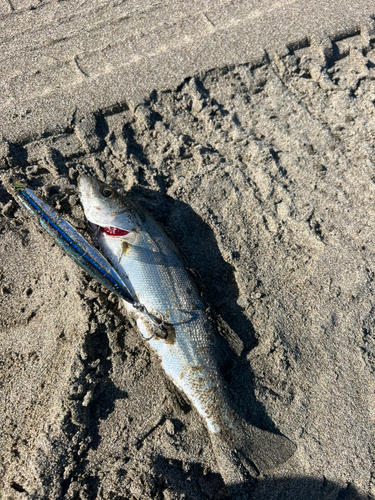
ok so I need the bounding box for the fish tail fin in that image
[210,416,296,486]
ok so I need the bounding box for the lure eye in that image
[101,186,115,198]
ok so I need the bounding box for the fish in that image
[78,174,296,485]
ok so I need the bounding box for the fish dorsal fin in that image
[208,309,244,357]
[216,315,244,357]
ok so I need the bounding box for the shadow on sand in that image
[152,455,372,500]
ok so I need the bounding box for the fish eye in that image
[101,186,115,198]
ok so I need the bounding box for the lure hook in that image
[133,302,168,340]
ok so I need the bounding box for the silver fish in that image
[78,175,296,485]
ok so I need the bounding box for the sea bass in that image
[78,175,295,485]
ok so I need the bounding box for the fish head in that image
[78,175,142,238]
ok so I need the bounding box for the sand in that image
[0,1,375,499]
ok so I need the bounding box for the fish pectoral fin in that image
[122,231,138,244]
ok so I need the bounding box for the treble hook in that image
[133,302,168,341]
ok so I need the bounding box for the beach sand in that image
[0,2,375,499]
